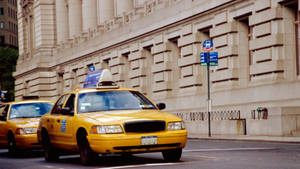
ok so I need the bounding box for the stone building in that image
[14,0,300,137]
[0,0,18,48]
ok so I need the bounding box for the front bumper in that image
[15,134,41,149]
[87,130,187,154]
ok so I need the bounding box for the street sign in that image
[202,40,213,52]
[89,65,95,72]
[0,92,5,101]
[200,52,218,66]
[201,39,216,137]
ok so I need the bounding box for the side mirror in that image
[0,116,6,121]
[156,103,166,110]
[61,107,74,116]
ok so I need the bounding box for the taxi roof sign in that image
[83,69,119,89]
[83,70,103,88]
[97,69,119,89]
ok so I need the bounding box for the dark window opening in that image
[0,36,4,44]
[0,8,4,15]
[143,45,153,53]
[198,26,212,40]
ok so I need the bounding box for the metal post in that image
[207,52,211,137]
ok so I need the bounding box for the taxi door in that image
[45,94,69,146]
[53,93,76,150]
[0,104,9,145]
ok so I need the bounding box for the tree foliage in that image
[0,47,18,102]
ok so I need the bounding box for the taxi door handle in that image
[57,119,60,123]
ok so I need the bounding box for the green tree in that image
[0,47,18,102]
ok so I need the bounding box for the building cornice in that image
[53,0,239,67]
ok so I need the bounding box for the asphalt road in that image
[0,139,299,169]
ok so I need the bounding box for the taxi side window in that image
[51,94,69,115]
[64,94,75,115]
[0,105,9,121]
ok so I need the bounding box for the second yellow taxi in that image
[38,69,187,165]
[0,100,54,154]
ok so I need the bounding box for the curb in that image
[188,135,300,143]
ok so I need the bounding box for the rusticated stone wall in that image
[14,0,300,136]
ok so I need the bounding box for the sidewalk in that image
[188,134,300,143]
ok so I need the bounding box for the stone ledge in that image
[128,51,146,61]
[151,61,172,73]
[178,55,199,67]
[210,22,237,38]
[211,68,239,82]
[152,81,172,92]
[109,57,126,67]
[249,7,282,26]
[128,67,147,79]
[250,60,284,75]
[179,76,202,88]
[249,34,283,51]
[178,33,201,47]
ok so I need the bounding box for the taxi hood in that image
[79,109,180,124]
[9,118,40,128]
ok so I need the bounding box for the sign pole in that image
[207,52,211,137]
[201,40,217,137]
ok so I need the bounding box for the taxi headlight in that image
[16,128,37,135]
[91,125,123,134]
[167,121,185,130]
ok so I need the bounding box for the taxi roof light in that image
[97,69,119,89]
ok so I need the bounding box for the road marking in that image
[97,163,176,169]
[183,154,218,159]
[184,147,276,152]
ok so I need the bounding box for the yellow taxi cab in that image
[0,100,54,154]
[38,69,187,165]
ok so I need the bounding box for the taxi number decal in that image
[61,120,67,132]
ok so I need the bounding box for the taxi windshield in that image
[78,90,156,113]
[9,102,54,119]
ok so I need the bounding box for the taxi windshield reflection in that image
[77,91,156,113]
[9,103,54,119]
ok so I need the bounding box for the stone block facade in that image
[14,0,300,136]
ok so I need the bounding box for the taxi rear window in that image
[77,90,155,113]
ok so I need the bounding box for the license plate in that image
[141,136,157,145]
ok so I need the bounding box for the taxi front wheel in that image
[41,131,59,162]
[7,133,18,155]
[162,148,182,162]
[77,132,98,165]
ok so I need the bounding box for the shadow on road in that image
[47,154,178,167]
[0,149,44,158]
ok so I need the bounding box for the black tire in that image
[7,133,17,155]
[162,148,182,162]
[41,131,59,162]
[78,133,97,165]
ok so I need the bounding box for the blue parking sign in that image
[200,52,218,66]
